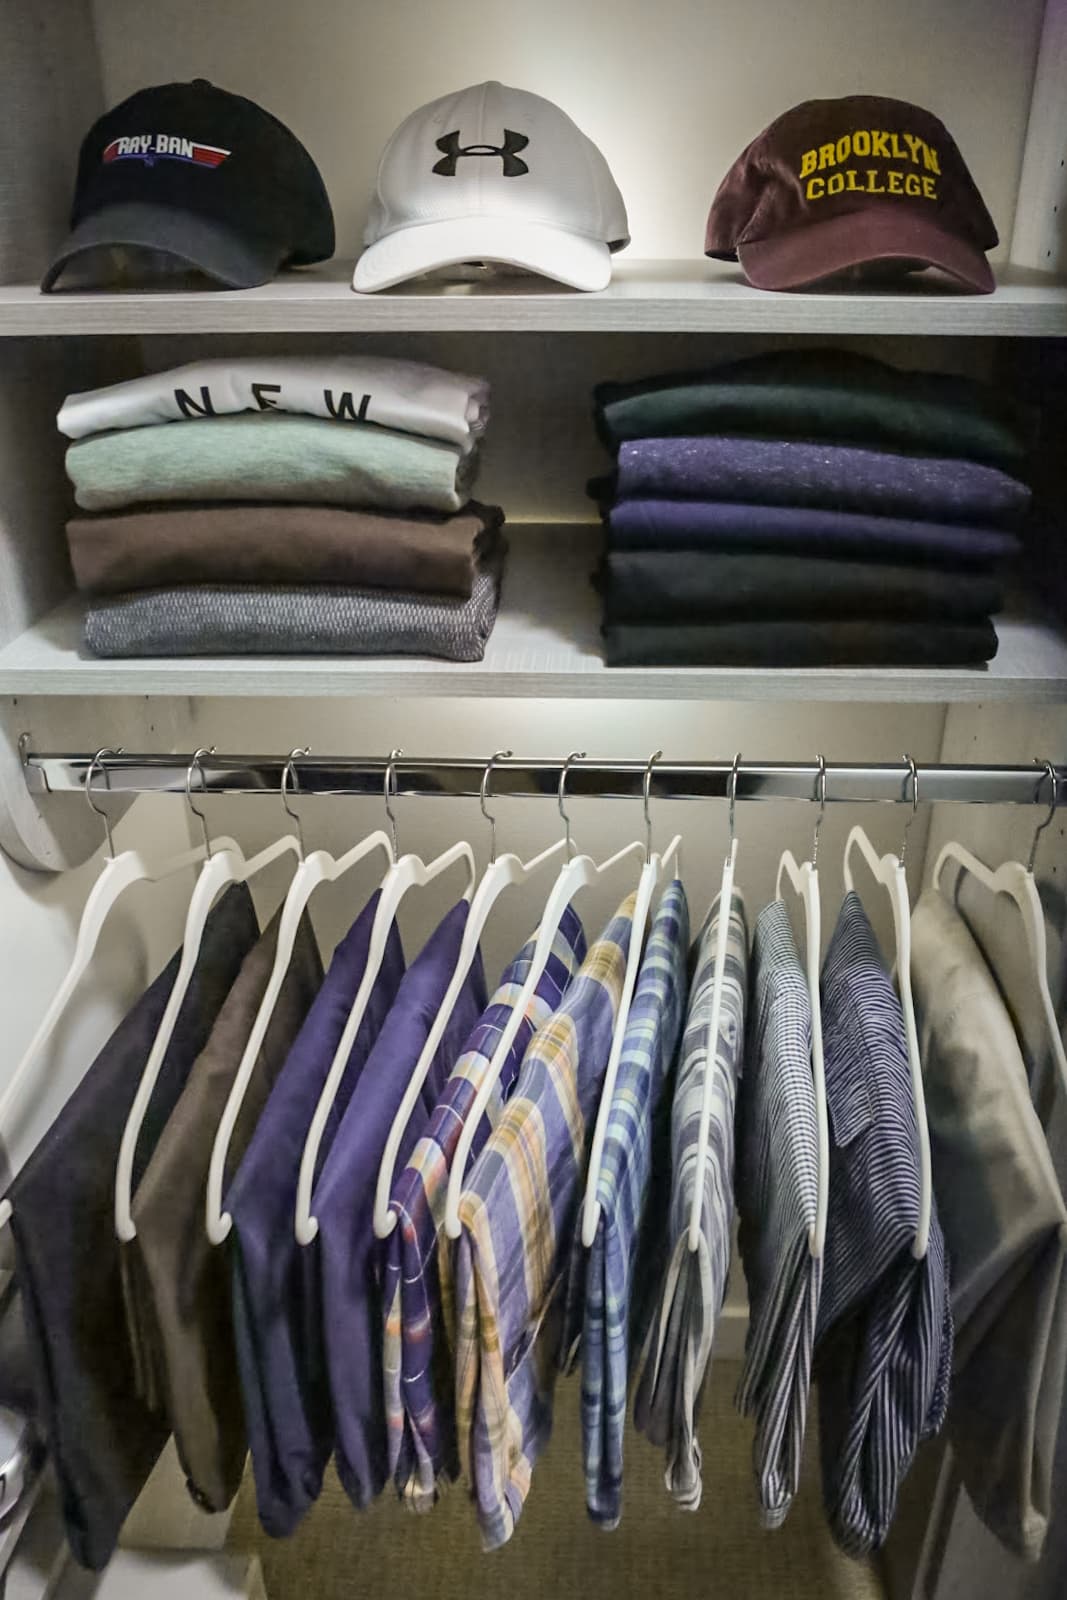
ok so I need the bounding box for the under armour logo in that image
[433,129,529,177]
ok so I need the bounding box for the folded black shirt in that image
[602,619,998,669]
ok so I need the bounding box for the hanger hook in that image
[383,749,402,857]
[812,754,827,868]
[900,754,919,867]
[558,751,586,862]
[86,747,122,860]
[282,747,310,862]
[728,752,742,847]
[480,749,512,864]
[1029,757,1058,873]
[643,751,663,864]
[185,747,215,858]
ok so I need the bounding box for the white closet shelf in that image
[2,260,1066,336]
[1,526,1066,704]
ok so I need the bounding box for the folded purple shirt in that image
[614,438,1030,528]
[605,499,1022,570]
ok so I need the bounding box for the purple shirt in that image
[614,437,1030,528]
[314,901,488,1511]
[226,890,405,1537]
[606,498,1021,570]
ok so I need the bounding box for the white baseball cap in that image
[353,81,629,293]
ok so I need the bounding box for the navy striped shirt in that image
[815,891,952,1556]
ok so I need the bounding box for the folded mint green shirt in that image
[66,414,474,514]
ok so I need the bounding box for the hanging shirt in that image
[633,891,747,1512]
[454,894,636,1550]
[911,890,1067,1560]
[225,890,405,1538]
[382,908,586,1511]
[815,891,953,1556]
[580,880,689,1529]
[314,902,488,1512]
[735,899,822,1530]
[9,882,258,1571]
[124,905,322,1514]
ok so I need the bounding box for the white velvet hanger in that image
[933,756,1067,1099]
[843,755,931,1260]
[774,755,830,1262]
[582,751,681,1250]
[0,751,233,1232]
[443,751,646,1241]
[372,751,566,1241]
[295,751,476,1246]
[687,752,742,1254]
[205,750,394,1246]
[114,749,301,1242]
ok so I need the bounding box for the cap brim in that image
[353,216,612,293]
[735,207,995,295]
[41,203,283,292]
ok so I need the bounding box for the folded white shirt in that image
[58,355,490,454]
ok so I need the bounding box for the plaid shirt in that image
[735,899,822,1530]
[634,891,748,1510]
[580,880,689,1528]
[381,908,586,1511]
[454,895,636,1549]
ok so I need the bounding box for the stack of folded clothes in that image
[60,356,504,661]
[592,350,1034,668]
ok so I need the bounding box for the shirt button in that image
[186,1480,215,1513]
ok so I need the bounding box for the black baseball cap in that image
[42,79,335,291]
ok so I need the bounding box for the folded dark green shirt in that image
[594,349,1034,466]
[600,550,1003,625]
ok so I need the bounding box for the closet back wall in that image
[91,0,1045,265]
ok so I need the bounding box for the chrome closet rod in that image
[21,750,1066,808]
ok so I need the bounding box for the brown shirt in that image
[67,501,502,599]
[125,906,323,1512]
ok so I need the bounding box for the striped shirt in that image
[633,891,748,1510]
[735,899,822,1529]
[454,896,636,1550]
[579,880,689,1528]
[381,908,587,1512]
[816,891,952,1556]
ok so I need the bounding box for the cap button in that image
[191,78,212,89]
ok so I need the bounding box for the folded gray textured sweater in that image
[83,559,505,662]
[66,413,475,514]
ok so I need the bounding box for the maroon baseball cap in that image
[706,95,997,294]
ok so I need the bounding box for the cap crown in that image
[707,94,996,266]
[364,81,628,251]
[68,80,334,265]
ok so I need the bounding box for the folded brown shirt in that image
[67,501,503,598]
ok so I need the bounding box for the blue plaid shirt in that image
[580,880,689,1527]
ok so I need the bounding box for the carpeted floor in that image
[229,1361,886,1600]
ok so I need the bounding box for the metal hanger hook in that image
[383,749,403,858]
[812,754,828,868]
[185,747,215,858]
[282,747,310,862]
[558,751,586,862]
[643,751,664,864]
[900,753,919,867]
[728,752,743,848]
[1029,757,1058,872]
[86,747,122,860]
[480,749,512,864]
